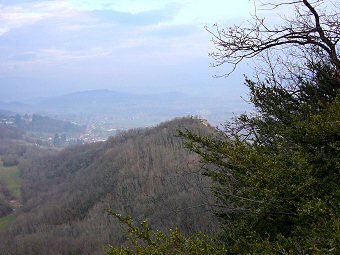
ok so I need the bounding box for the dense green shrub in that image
[2,154,19,167]
[105,210,227,255]
[0,199,12,217]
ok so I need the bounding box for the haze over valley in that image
[0,0,252,141]
[1,0,336,254]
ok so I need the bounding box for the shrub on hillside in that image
[2,154,19,167]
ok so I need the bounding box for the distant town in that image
[0,113,125,148]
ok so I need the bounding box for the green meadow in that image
[0,214,16,230]
[0,159,21,230]
[0,159,21,199]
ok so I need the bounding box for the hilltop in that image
[0,117,218,255]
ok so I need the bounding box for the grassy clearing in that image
[0,214,16,230]
[0,159,21,230]
[0,160,21,199]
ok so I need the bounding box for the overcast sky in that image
[0,0,256,101]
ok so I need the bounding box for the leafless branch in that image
[208,0,340,76]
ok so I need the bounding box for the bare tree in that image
[208,0,340,76]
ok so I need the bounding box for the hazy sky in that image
[0,0,255,101]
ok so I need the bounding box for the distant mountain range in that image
[0,89,248,127]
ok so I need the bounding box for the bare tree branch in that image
[208,0,340,76]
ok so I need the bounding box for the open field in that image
[0,159,21,199]
[0,159,21,230]
[0,214,16,230]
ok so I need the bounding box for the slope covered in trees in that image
[1,1,338,254]
[0,117,217,255]
[14,114,85,133]
[106,0,339,254]
[0,124,52,225]
[0,124,23,141]
[0,199,12,218]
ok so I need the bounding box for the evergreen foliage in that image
[1,154,19,167]
[106,64,339,255]
[107,0,339,253]
[105,209,227,255]
[179,63,339,253]
[0,199,12,218]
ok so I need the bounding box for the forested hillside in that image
[0,124,53,227]
[0,117,217,255]
[14,114,85,133]
[0,1,337,255]
[103,1,339,254]
[0,124,23,141]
